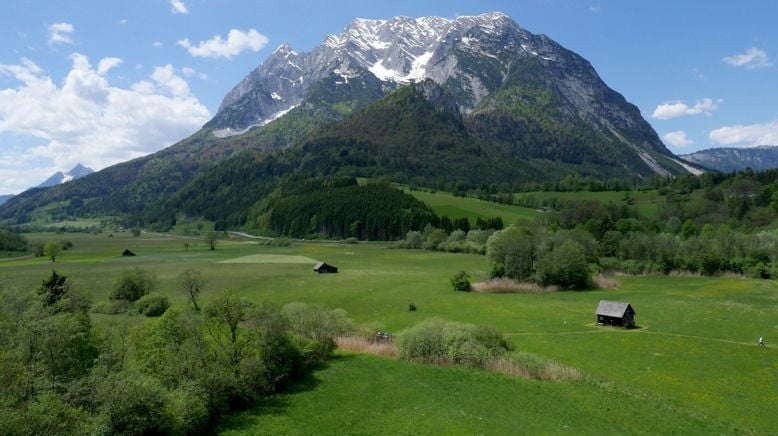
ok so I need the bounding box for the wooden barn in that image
[121,249,136,257]
[596,300,635,328]
[313,262,338,274]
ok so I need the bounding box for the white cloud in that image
[178,28,268,59]
[652,98,721,120]
[152,41,163,48]
[662,130,693,147]
[709,120,778,146]
[170,0,188,14]
[151,64,191,97]
[723,47,773,69]
[119,19,128,26]
[97,57,122,75]
[588,5,601,12]
[0,54,210,193]
[182,67,208,80]
[48,22,75,45]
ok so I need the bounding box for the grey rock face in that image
[210,12,527,133]
[207,11,685,175]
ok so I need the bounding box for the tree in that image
[178,269,204,311]
[111,268,159,302]
[486,225,535,280]
[131,228,141,237]
[38,270,70,307]
[43,241,62,263]
[204,232,219,251]
[536,240,590,289]
[204,292,252,371]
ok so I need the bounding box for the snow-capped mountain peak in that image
[36,164,94,188]
[209,12,527,134]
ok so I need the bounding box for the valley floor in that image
[1,232,776,434]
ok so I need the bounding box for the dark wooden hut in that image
[595,300,635,328]
[313,262,338,274]
[121,249,136,257]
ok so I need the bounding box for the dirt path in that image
[506,327,773,348]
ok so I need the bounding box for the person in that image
[759,337,765,347]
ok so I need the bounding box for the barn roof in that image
[596,300,634,317]
[314,262,325,269]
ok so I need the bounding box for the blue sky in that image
[1,0,776,194]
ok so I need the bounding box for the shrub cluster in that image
[0,274,352,435]
[450,271,471,292]
[396,318,512,368]
[133,294,170,317]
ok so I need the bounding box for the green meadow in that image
[407,189,542,226]
[1,232,776,434]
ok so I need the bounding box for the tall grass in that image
[336,336,397,358]
[472,274,619,293]
[471,279,558,294]
[487,351,583,381]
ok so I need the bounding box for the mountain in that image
[681,146,778,173]
[36,164,94,188]
[0,12,699,227]
[0,195,13,206]
[211,12,694,177]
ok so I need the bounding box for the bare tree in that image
[178,269,204,311]
[204,232,218,251]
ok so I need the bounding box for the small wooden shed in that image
[313,262,338,274]
[121,249,136,257]
[596,300,635,328]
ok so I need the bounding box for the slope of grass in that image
[218,353,735,435]
[407,189,541,226]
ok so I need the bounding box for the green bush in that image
[92,300,130,315]
[97,372,172,435]
[396,318,446,363]
[450,271,471,292]
[397,318,512,368]
[282,303,354,345]
[110,268,158,302]
[134,294,171,317]
[423,228,447,250]
[401,230,423,249]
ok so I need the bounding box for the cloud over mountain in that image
[178,29,268,59]
[652,98,721,120]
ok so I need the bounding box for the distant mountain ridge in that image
[681,146,778,173]
[36,164,94,188]
[0,195,12,206]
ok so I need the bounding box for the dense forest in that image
[250,179,438,240]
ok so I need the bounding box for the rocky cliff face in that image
[208,12,690,177]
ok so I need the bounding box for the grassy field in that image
[1,232,776,434]
[406,189,542,226]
